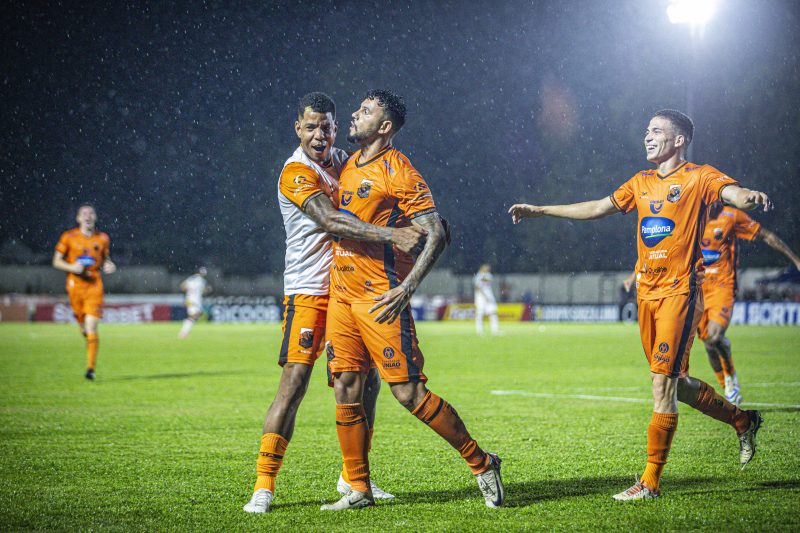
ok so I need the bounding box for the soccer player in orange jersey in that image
[509,109,771,500]
[699,201,800,405]
[243,92,427,513]
[52,204,116,380]
[320,90,504,511]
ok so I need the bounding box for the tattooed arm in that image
[303,193,426,254]
[369,212,446,324]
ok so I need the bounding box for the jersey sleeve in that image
[391,156,437,219]
[279,162,325,210]
[55,231,71,255]
[733,209,761,241]
[610,174,639,214]
[700,165,739,205]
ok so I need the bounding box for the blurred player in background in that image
[698,201,800,405]
[474,264,501,336]
[178,267,211,339]
[509,109,770,500]
[243,92,426,513]
[321,90,504,511]
[52,204,116,380]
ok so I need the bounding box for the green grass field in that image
[1,322,798,531]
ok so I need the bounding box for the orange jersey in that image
[331,147,437,303]
[610,162,737,300]
[701,206,760,287]
[55,228,110,287]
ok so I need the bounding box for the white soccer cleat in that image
[738,410,763,468]
[243,488,273,513]
[724,373,743,406]
[337,474,395,500]
[612,479,660,501]
[475,453,505,508]
[320,489,374,511]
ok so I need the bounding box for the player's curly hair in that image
[365,89,406,134]
[654,109,694,147]
[297,92,336,119]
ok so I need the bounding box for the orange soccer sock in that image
[341,426,373,485]
[85,333,99,370]
[640,412,678,491]
[412,391,488,474]
[713,370,726,389]
[254,433,288,493]
[691,380,750,433]
[336,403,370,493]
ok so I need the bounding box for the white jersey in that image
[279,146,349,295]
[474,272,497,307]
[183,274,207,306]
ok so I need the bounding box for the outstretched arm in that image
[369,212,446,324]
[304,194,426,254]
[720,185,772,212]
[756,228,800,270]
[508,196,619,224]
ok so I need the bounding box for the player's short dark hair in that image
[297,92,336,119]
[77,203,95,212]
[365,89,406,134]
[654,109,694,147]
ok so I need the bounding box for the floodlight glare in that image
[667,0,718,26]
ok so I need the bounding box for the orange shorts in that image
[325,296,427,384]
[697,281,734,340]
[278,294,328,366]
[638,289,703,378]
[67,279,104,322]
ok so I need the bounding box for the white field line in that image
[490,390,800,409]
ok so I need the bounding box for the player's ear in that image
[674,134,685,148]
[294,120,302,139]
[377,119,393,136]
[333,120,338,136]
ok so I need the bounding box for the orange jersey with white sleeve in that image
[610,162,738,300]
[278,145,349,295]
[701,206,760,286]
[331,147,437,303]
[55,228,110,287]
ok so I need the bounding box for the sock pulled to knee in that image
[336,403,370,493]
[641,412,678,491]
[412,391,488,474]
[86,333,98,370]
[691,380,749,433]
[254,433,288,493]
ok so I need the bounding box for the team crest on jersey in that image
[357,179,373,199]
[649,200,663,214]
[713,228,724,240]
[293,175,308,185]
[341,191,353,206]
[383,347,395,359]
[667,184,682,203]
[298,328,314,349]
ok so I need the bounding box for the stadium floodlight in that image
[667,0,718,27]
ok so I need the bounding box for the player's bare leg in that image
[337,368,395,499]
[390,380,504,508]
[245,362,313,513]
[678,375,761,467]
[703,320,740,404]
[178,312,200,339]
[83,314,100,380]
[322,371,374,510]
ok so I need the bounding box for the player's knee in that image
[390,381,426,411]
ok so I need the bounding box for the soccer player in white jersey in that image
[243,92,427,513]
[178,267,211,338]
[474,264,501,336]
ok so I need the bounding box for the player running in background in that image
[699,201,800,405]
[52,204,116,380]
[509,109,770,500]
[178,267,212,338]
[321,90,504,511]
[474,264,502,336]
[243,92,426,513]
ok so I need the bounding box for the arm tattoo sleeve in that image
[303,194,393,243]
[401,212,446,293]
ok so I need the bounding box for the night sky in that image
[3,0,799,275]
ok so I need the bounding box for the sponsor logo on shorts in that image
[640,217,675,247]
[702,249,722,266]
[383,361,401,369]
[383,347,395,359]
[357,179,372,199]
[326,341,335,361]
[649,200,663,214]
[648,249,668,260]
[667,184,682,203]
[658,342,669,354]
[299,328,313,349]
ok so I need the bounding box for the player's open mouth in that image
[312,145,326,152]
